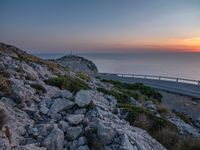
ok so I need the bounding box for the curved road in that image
[99,74,200,99]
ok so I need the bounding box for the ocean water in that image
[34,52,200,80]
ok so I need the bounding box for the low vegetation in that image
[118,103,177,134]
[0,75,11,96]
[101,79,162,101]
[154,127,200,150]
[44,75,90,93]
[77,72,91,82]
[31,83,47,94]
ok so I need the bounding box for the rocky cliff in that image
[53,55,98,75]
[0,43,199,150]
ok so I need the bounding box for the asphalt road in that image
[99,74,200,99]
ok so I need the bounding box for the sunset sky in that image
[0,0,200,53]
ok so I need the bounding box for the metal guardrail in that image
[99,73,200,86]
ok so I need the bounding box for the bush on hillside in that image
[44,75,90,93]
[77,72,91,82]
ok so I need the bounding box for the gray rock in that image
[66,114,84,125]
[169,115,200,137]
[130,97,141,107]
[52,90,72,99]
[40,105,49,115]
[75,90,92,107]
[66,126,83,140]
[42,125,64,150]
[144,101,156,112]
[193,116,200,129]
[74,108,87,114]
[11,79,35,105]
[58,120,70,132]
[77,145,90,150]
[77,136,87,146]
[97,122,116,145]
[28,127,39,137]
[48,98,74,116]
[18,144,47,150]
[21,63,39,80]
[120,134,136,150]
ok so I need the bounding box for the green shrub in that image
[44,75,90,93]
[118,103,177,134]
[86,101,95,111]
[101,79,162,101]
[31,83,47,94]
[97,88,131,104]
[77,72,91,82]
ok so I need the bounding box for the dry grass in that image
[181,136,200,150]
[157,104,171,117]
[0,75,11,95]
[153,127,200,150]
[0,107,8,130]
[153,127,181,150]
[134,114,153,130]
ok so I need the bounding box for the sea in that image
[34,52,200,81]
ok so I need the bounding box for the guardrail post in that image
[132,74,134,78]
[198,81,200,85]
[159,76,161,80]
[176,78,179,82]
[144,75,147,79]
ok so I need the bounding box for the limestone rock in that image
[48,98,74,116]
[66,126,83,140]
[75,90,92,107]
[42,125,64,150]
[77,145,90,150]
[66,114,84,125]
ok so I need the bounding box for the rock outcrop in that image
[53,55,98,74]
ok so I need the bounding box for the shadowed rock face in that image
[54,55,98,74]
[0,43,166,150]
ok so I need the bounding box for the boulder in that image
[77,136,87,146]
[119,134,136,150]
[48,98,74,116]
[97,121,116,145]
[169,115,200,137]
[77,145,90,150]
[42,125,64,150]
[52,90,72,99]
[66,126,83,140]
[75,90,92,107]
[66,114,84,125]
[144,101,156,112]
[58,120,70,132]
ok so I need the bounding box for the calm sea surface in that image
[34,52,200,80]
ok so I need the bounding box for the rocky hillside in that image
[0,43,199,150]
[53,55,98,75]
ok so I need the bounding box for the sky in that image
[0,0,200,53]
